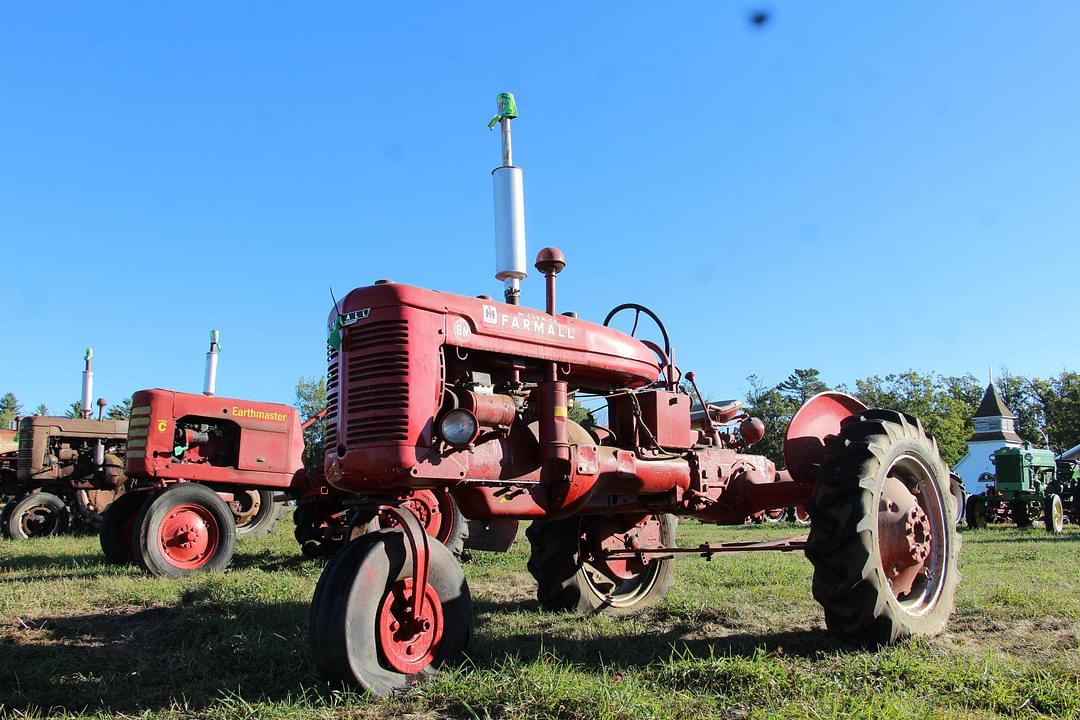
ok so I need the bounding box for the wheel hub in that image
[231,490,262,526]
[380,490,450,543]
[21,505,59,537]
[158,504,219,569]
[879,475,933,597]
[376,578,443,675]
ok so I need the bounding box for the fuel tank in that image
[324,282,661,491]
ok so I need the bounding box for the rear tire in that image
[233,489,284,539]
[805,409,960,645]
[135,484,236,577]
[5,491,69,540]
[308,529,473,695]
[1045,493,1064,534]
[966,495,987,529]
[527,513,676,615]
[100,490,148,564]
[0,500,16,539]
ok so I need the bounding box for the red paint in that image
[783,392,867,484]
[157,503,219,570]
[126,389,307,489]
[377,578,443,675]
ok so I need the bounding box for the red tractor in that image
[305,93,959,695]
[309,252,960,694]
[104,389,478,576]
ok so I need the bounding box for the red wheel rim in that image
[157,503,220,569]
[376,578,443,675]
[876,454,948,611]
[380,490,455,545]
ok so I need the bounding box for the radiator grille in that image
[17,418,33,469]
[343,319,410,445]
[325,347,339,449]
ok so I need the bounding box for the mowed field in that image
[1,517,1078,719]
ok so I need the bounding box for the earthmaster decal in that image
[232,406,288,422]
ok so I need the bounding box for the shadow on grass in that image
[0,552,110,574]
[0,594,851,714]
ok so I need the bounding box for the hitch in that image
[599,535,808,562]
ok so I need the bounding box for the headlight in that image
[439,409,479,447]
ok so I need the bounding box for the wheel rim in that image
[376,578,443,675]
[158,503,220,569]
[19,502,60,537]
[580,516,664,608]
[380,491,455,545]
[232,490,263,528]
[1050,496,1064,531]
[877,453,948,616]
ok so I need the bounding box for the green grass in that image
[1,517,1078,719]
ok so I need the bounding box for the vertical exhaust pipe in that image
[81,348,93,419]
[490,92,527,305]
[203,330,220,396]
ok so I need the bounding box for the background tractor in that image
[108,384,491,576]
[304,94,962,695]
[2,350,129,539]
[965,443,1078,533]
[5,413,128,539]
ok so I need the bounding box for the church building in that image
[954,383,1023,495]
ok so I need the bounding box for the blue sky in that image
[2,2,1078,414]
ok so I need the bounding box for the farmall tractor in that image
[305,94,961,695]
[965,443,1078,533]
[2,350,130,540]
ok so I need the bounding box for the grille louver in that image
[343,319,410,445]
[17,419,33,468]
[326,347,339,448]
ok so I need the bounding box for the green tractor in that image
[966,443,1079,533]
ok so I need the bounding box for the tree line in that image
[744,368,1080,468]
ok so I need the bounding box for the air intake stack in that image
[204,330,221,396]
[490,92,527,305]
[81,348,93,419]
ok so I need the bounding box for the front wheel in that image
[5,491,69,540]
[966,495,987,530]
[100,490,149,564]
[1045,493,1064,534]
[135,484,237,577]
[1010,500,1033,528]
[527,513,676,615]
[806,409,960,645]
[308,529,473,695]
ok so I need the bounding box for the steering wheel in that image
[603,303,674,389]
